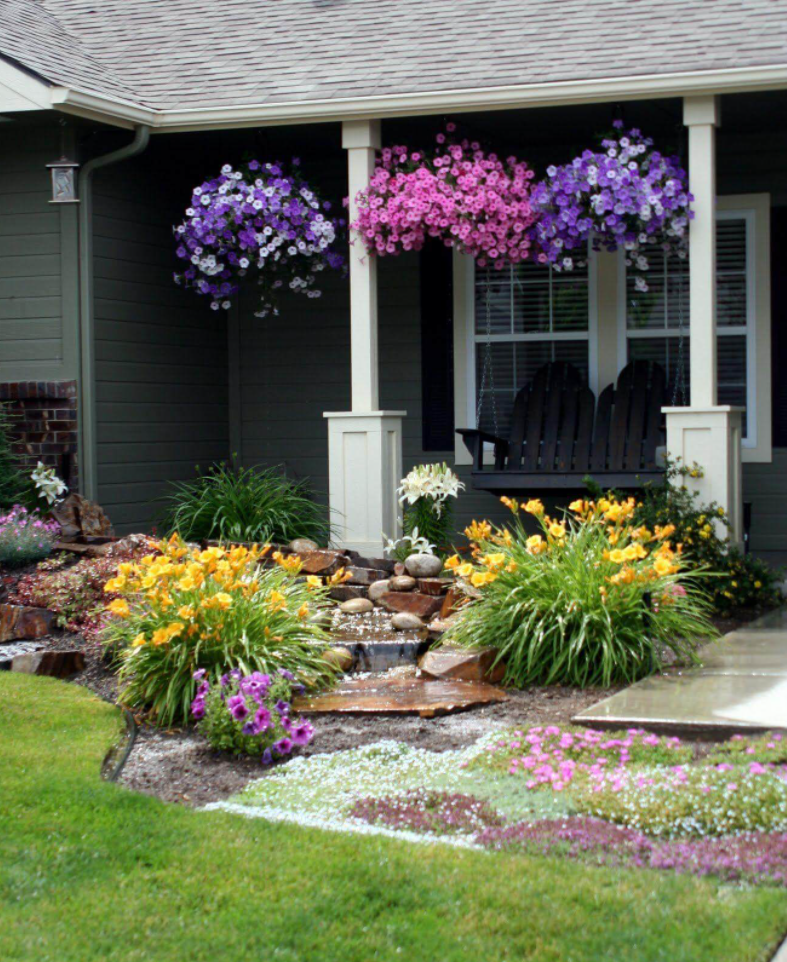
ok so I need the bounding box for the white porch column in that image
[663,97,743,544]
[323,120,406,555]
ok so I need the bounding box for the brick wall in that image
[0,381,79,492]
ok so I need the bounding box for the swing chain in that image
[476,266,499,435]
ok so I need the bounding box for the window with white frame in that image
[622,210,755,441]
[472,252,595,438]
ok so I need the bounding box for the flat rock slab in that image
[293,671,508,718]
[300,550,349,576]
[380,591,443,620]
[0,604,57,642]
[574,610,787,735]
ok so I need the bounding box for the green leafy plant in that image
[587,460,782,613]
[159,462,331,546]
[102,536,336,725]
[0,404,31,510]
[443,495,716,688]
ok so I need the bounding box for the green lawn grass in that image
[2,673,787,962]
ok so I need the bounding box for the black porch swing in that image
[456,263,690,496]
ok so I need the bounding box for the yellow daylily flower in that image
[524,499,544,516]
[107,598,130,618]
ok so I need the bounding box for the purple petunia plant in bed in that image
[174,159,345,318]
[191,667,314,762]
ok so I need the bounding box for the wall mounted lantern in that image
[46,156,80,203]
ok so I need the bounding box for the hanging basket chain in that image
[476,267,499,435]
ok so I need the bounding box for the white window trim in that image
[615,193,771,463]
[453,245,598,466]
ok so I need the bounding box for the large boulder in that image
[11,649,85,678]
[419,646,506,684]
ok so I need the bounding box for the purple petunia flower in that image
[278,668,295,681]
[275,699,290,716]
[193,668,207,681]
[190,697,206,720]
[273,737,293,756]
[227,694,249,721]
[261,748,273,765]
[291,720,314,747]
[254,706,272,731]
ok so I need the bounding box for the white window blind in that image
[625,212,752,438]
[473,257,591,438]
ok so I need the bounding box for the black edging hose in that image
[101,705,138,783]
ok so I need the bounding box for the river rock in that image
[300,549,349,576]
[389,575,417,592]
[323,646,354,672]
[404,554,443,578]
[288,538,319,554]
[339,597,374,615]
[368,579,391,603]
[391,612,425,631]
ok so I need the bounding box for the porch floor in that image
[573,607,787,736]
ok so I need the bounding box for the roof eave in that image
[50,62,787,132]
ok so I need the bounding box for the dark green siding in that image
[92,162,229,533]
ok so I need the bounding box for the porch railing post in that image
[322,120,405,555]
[663,96,743,546]
[684,95,719,407]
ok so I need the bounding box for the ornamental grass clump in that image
[0,505,60,568]
[160,463,331,546]
[443,495,716,687]
[193,668,314,762]
[102,535,336,726]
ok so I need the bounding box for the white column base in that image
[324,410,406,556]
[664,406,744,544]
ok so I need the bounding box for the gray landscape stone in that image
[368,579,391,603]
[404,554,443,578]
[339,598,374,615]
[391,612,425,631]
[389,575,417,592]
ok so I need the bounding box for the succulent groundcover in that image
[210,726,787,888]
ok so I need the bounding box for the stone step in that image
[293,667,508,718]
[0,604,57,642]
[379,591,444,620]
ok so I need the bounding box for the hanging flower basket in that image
[174,160,345,317]
[529,122,693,289]
[351,125,538,270]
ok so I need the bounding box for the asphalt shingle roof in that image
[1,0,786,111]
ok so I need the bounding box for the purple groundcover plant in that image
[174,159,345,317]
[528,121,692,290]
[349,789,506,836]
[477,817,787,887]
[192,667,314,761]
[0,504,60,568]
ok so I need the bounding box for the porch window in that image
[623,210,755,441]
[472,253,594,438]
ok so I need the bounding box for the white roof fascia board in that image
[49,63,787,133]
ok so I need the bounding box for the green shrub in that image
[443,495,716,688]
[102,536,336,725]
[0,404,31,510]
[160,462,331,546]
[588,460,782,613]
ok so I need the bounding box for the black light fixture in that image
[46,155,79,203]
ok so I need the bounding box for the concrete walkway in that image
[573,608,787,735]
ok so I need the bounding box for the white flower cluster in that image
[30,461,67,506]
[397,463,465,518]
